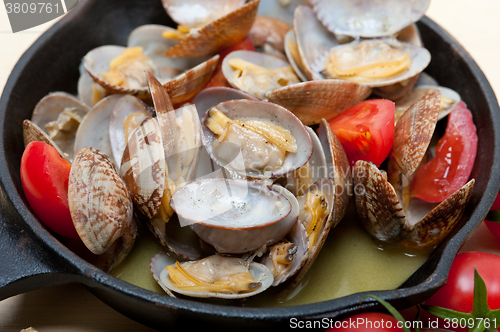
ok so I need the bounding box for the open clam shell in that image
[83,45,154,99]
[23,119,68,160]
[161,0,245,28]
[171,179,298,254]
[155,253,274,299]
[317,119,352,227]
[74,94,123,167]
[120,117,166,219]
[163,55,219,105]
[285,177,335,288]
[311,38,431,88]
[192,86,259,119]
[310,0,430,38]
[391,90,441,178]
[248,15,292,54]
[395,85,461,122]
[353,160,475,249]
[201,99,313,180]
[108,95,151,168]
[293,5,339,81]
[31,92,90,161]
[164,0,259,58]
[127,24,211,72]
[221,50,300,100]
[283,29,309,82]
[266,79,371,126]
[262,220,309,287]
[68,147,134,255]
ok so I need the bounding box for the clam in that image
[353,160,475,248]
[354,91,476,249]
[171,179,299,254]
[283,29,309,82]
[394,85,461,123]
[151,252,274,299]
[74,94,124,167]
[292,5,339,81]
[317,119,352,227]
[264,177,336,287]
[266,79,371,126]
[192,86,259,119]
[262,220,309,286]
[257,0,311,26]
[312,38,431,88]
[23,119,68,160]
[221,50,300,99]
[82,35,218,104]
[31,92,90,161]
[108,95,151,167]
[310,0,430,38]
[162,0,260,58]
[279,126,327,196]
[68,147,134,255]
[201,99,313,180]
[120,116,166,219]
[248,15,292,54]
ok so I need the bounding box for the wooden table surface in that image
[1,1,499,331]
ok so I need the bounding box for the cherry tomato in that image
[328,99,395,167]
[327,312,403,331]
[424,251,500,332]
[204,37,255,89]
[410,101,477,203]
[20,141,78,239]
[484,193,500,239]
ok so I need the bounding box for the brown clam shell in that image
[391,90,441,178]
[317,119,352,227]
[164,0,260,58]
[22,119,68,160]
[163,55,219,105]
[68,147,134,255]
[401,179,475,249]
[248,15,292,53]
[267,80,371,126]
[120,117,166,219]
[353,160,408,243]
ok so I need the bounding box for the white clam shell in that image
[221,50,297,99]
[120,117,166,219]
[74,94,123,167]
[171,179,298,254]
[200,99,313,180]
[152,252,273,299]
[310,0,430,38]
[311,38,431,87]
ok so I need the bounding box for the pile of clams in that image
[20,0,477,301]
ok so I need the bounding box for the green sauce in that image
[111,208,431,307]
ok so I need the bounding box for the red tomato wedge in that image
[204,37,255,89]
[328,99,395,167]
[20,141,78,239]
[411,101,477,203]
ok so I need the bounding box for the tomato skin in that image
[424,251,500,332]
[411,101,477,203]
[20,141,78,239]
[328,99,395,167]
[327,312,403,331]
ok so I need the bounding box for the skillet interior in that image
[0,0,499,330]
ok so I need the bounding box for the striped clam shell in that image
[120,117,166,219]
[68,147,133,255]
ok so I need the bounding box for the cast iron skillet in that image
[0,0,499,330]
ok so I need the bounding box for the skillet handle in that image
[0,202,84,301]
